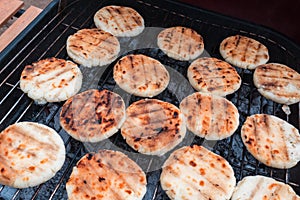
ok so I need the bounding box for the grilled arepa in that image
[187,57,241,96]
[60,89,126,143]
[0,122,65,188]
[113,54,170,97]
[241,114,300,169]
[66,28,120,67]
[20,57,82,104]
[253,63,300,105]
[180,92,239,140]
[66,150,147,200]
[121,99,186,156]
[232,175,300,200]
[219,35,269,69]
[160,145,236,200]
[94,5,144,37]
[157,26,204,61]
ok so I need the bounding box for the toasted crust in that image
[219,35,269,69]
[66,28,120,67]
[232,175,300,200]
[66,150,147,200]
[60,89,126,143]
[180,92,239,140]
[94,5,144,37]
[121,99,186,156]
[0,122,65,188]
[20,57,82,104]
[160,145,236,200]
[113,54,170,97]
[241,114,300,169]
[187,57,241,96]
[253,63,300,105]
[157,26,204,61]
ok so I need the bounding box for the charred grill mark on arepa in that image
[219,35,269,69]
[0,122,65,188]
[253,63,300,105]
[180,92,239,140]
[248,178,264,199]
[105,7,124,33]
[256,64,300,83]
[60,89,125,142]
[232,176,300,199]
[66,28,120,67]
[121,99,185,155]
[241,38,251,62]
[187,57,241,96]
[251,117,259,155]
[67,150,146,199]
[176,27,185,57]
[241,114,300,169]
[278,122,290,162]
[161,145,236,199]
[107,6,143,32]
[157,26,204,61]
[20,58,82,104]
[94,6,144,37]
[113,54,169,97]
[73,29,119,52]
[253,43,262,64]
[188,147,233,188]
[78,153,137,199]
[11,126,59,155]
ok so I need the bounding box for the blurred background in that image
[1,0,300,45]
[182,0,300,45]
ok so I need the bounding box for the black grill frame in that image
[0,0,299,199]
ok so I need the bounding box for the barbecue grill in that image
[0,0,299,199]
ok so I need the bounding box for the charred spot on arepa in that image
[66,28,120,67]
[66,150,146,199]
[157,26,204,61]
[20,57,82,104]
[241,114,300,169]
[253,63,300,105]
[0,122,65,188]
[113,54,170,97]
[187,57,241,96]
[160,145,236,200]
[121,99,186,155]
[231,176,299,200]
[180,92,239,140]
[219,35,269,69]
[94,5,144,37]
[60,89,126,143]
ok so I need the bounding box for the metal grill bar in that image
[0,8,72,78]
[0,0,299,199]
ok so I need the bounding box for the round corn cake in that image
[20,57,82,104]
[180,92,239,140]
[94,5,144,37]
[157,26,204,61]
[219,35,269,69]
[187,57,241,96]
[66,150,147,200]
[0,122,65,188]
[60,89,126,143]
[121,99,186,156]
[253,63,300,105]
[113,54,170,97]
[160,145,236,200]
[232,175,300,200]
[241,114,300,169]
[66,28,120,67]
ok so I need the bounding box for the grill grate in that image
[0,0,299,199]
